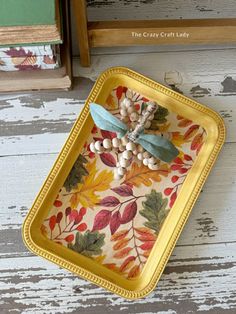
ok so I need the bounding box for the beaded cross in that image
[89,97,179,180]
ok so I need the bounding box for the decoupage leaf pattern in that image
[41,85,206,279]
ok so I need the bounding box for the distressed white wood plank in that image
[86,0,236,21]
[0,143,234,250]
[1,242,236,313]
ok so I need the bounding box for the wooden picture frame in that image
[72,0,236,67]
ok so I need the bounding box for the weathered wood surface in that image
[2,21,236,314]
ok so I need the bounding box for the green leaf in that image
[63,154,88,192]
[68,230,105,257]
[140,190,169,234]
[150,106,169,130]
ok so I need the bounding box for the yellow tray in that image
[23,67,225,299]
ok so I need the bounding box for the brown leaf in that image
[110,211,121,235]
[100,152,116,167]
[99,196,120,207]
[183,125,200,140]
[127,265,140,278]
[121,201,137,224]
[191,133,203,151]
[178,118,192,127]
[124,162,170,187]
[92,210,112,231]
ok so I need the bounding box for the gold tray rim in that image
[22,66,226,299]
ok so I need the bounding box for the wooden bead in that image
[133,150,138,155]
[126,142,136,151]
[148,163,159,170]
[121,116,129,123]
[137,145,144,153]
[103,138,112,149]
[137,153,143,161]
[143,151,151,159]
[120,109,128,117]
[143,158,149,166]
[119,144,125,152]
[122,150,132,160]
[145,121,151,129]
[117,167,126,176]
[89,142,96,153]
[127,106,135,114]
[130,112,139,122]
[112,137,120,148]
[147,113,155,121]
[121,136,129,146]
[122,98,133,108]
[94,141,104,153]
[119,157,129,168]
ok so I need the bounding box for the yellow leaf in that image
[157,122,171,132]
[70,159,113,209]
[123,162,170,187]
[94,255,106,264]
[171,132,187,148]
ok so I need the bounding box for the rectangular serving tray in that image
[23,67,225,299]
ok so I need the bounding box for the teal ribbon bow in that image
[90,103,179,163]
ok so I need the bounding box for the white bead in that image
[137,153,143,161]
[119,157,129,168]
[133,150,138,155]
[137,145,144,153]
[112,138,120,148]
[122,98,133,108]
[145,120,151,129]
[116,162,120,167]
[122,150,132,160]
[121,136,129,146]
[119,144,125,152]
[126,142,136,151]
[147,113,155,121]
[148,156,156,164]
[103,138,112,149]
[130,112,139,122]
[114,168,122,180]
[143,151,151,159]
[143,158,149,166]
[127,106,135,114]
[148,163,159,170]
[147,103,156,112]
[142,109,146,116]
[120,109,128,117]
[117,167,126,176]
[94,141,104,152]
[89,142,96,153]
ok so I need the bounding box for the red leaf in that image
[110,211,121,235]
[135,227,154,237]
[127,265,140,278]
[101,130,116,139]
[116,86,123,100]
[184,125,199,140]
[138,233,156,242]
[100,153,116,167]
[170,191,177,208]
[164,188,173,196]
[191,133,203,151]
[54,200,62,207]
[74,214,83,224]
[121,201,137,224]
[119,256,136,272]
[113,247,132,259]
[134,104,140,111]
[56,211,63,223]
[184,154,193,161]
[139,241,155,250]
[65,234,74,243]
[173,157,184,164]
[171,175,179,183]
[76,223,87,232]
[99,196,120,207]
[178,118,192,128]
[49,215,57,231]
[111,185,133,197]
[179,168,188,174]
[65,207,71,216]
[92,210,112,231]
[79,207,87,216]
[69,209,79,222]
[171,164,183,171]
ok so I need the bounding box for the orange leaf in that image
[128,265,140,278]
[143,250,152,258]
[140,241,155,250]
[124,162,170,187]
[111,229,129,241]
[119,256,136,272]
[191,133,203,150]
[137,234,156,242]
[178,118,192,127]
[113,238,129,250]
[106,94,117,109]
[113,247,132,259]
[183,125,200,140]
[135,227,154,236]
